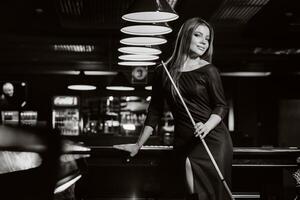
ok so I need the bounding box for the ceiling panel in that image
[0,0,299,75]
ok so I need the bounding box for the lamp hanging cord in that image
[161,60,234,200]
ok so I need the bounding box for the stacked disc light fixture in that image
[67,71,98,91]
[116,0,179,90]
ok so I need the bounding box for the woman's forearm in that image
[136,125,154,148]
[206,114,221,130]
[195,114,222,138]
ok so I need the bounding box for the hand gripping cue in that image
[161,61,234,200]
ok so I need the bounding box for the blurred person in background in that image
[0,82,19,110]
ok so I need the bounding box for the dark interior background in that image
[0,0,300,147]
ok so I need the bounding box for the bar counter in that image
[75,144,300,199]
[0,125,299,199]
[88,145,300,167]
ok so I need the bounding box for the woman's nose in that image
[199,39,206,44]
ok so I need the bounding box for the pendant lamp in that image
[120,37,167,46]
[121,24,172,36]
[84,71,118,76]
[118,46,161,55]
[67,71,97,91]
[122,0,179,23]
[119,54,159,61]
[67,85,97,91]
[118,61,156,66]
[106,86,135,91]
[106,72,135,91]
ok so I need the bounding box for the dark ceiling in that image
[0,0,299,76]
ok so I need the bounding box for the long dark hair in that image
[163,18,214,98]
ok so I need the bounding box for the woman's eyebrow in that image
[194,31,203,34]
[194,31,209,37]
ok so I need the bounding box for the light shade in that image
[119,54,159,61]
[118,61,156,66]
[118,47,161,55]
[106,72,135,91]
[67,85,97,90]
[145,86,152,90]
[106,86,135,91]
[122,0,179,23]
[33,70,80,75]
[120,37,167,46]
[84,71,118,76]
[220,72,271,77]
[121,24,172,36]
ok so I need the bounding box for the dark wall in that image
[223,74,300,147]
[234,77,276,147]
[2,72,300,147]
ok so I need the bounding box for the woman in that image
[114,18,233,200]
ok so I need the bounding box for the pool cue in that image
[161,61,234,200]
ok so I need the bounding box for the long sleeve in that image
[206,66,228,120]
[144,67,164,129]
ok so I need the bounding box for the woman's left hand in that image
[194,121,212,139]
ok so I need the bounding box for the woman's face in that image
[189,24,210,57]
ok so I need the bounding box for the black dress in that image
[145,64,233,200]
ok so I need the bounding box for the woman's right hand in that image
[113,143,141,157]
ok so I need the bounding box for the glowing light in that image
[84,71,118,75]
[220,72,271,77]
[119,54,159,61]
[120,37,167,46]
[228,100,234,132]
[118,61,156,66]
[118,47,161,55]
[122,12,178,23]
[67,85,97,90]
[53,45,94,52]
[145,86,152,90]
[121,0,178,23]
[54,175,82,194]
[106,86,135,91]
[121,25,172,36]
[122,124,136,131]
[21,101,26,107]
